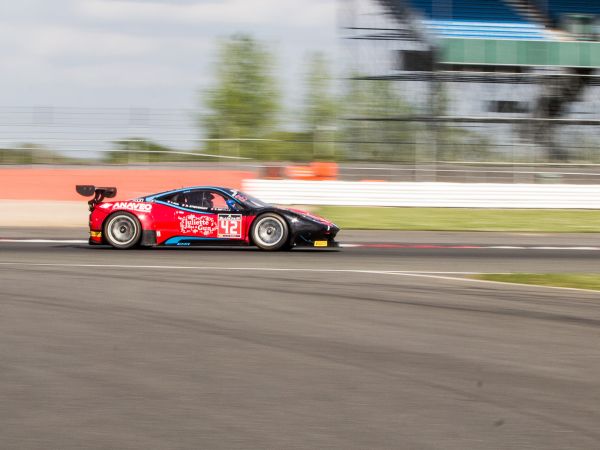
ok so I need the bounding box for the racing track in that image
[1,230,600,449]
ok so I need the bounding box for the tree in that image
[201,35,280,159]
[303,52,337,131]
[301,52,338,160]
[340,75,417,162]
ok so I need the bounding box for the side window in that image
[157,192,183,206]
[206,191,243,211]
[158,190,239,211]
[210,193,229,210]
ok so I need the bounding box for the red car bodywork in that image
[89,200,257,246]
[80,184,340,249]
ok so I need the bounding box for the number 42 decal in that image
[218,214,242,238]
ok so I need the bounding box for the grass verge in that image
[472,274,600,291]
[313,207,600,232]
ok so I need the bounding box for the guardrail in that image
[242,180,600,209]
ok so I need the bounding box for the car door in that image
[154,189,246,244]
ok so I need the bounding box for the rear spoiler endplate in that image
[76,185,117,210]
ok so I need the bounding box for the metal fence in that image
[339,0,600,172]
[1,121,600,185]
[2,2,600,181]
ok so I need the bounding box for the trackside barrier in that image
[242,180,600,209]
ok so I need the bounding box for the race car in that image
[76,185,339,251]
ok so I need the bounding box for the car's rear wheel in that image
[104,212,142,249]
[251,213,289,251]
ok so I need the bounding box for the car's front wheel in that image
[104,212,142,249]
[251,213,289,251]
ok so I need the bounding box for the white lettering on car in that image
[111,202,153,212]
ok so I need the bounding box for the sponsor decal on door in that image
[179,214,217,236]
[218,214,242,238]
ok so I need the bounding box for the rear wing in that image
[76,185,117,210]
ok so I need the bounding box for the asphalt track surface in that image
[1,231,600,449]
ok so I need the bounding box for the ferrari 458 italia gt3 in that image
[76,185,339,251]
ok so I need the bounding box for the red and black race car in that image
[76,185,339,251]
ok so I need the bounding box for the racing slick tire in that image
[251,213,289,251]
[104,212,142,249]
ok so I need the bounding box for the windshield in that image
[231,190,269,208]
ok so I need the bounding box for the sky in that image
[0,0,339,148]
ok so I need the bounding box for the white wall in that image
[243,180,600,209]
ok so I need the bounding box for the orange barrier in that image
[285,162,338,181]
[312,162,338,180]
[0,167,256,201]
[285,165,315,180]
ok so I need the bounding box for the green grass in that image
[472,274,600,291]
[313,207,600,232]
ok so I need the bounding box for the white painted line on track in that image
[0,262,478,275]
[487,246,600,251]
[1,239,600,251]
[487,246,525,249]
[1,261,598,294]
[0,239,88,243]
[532,246,600,251]
[13,240,354,245]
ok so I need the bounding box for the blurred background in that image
[1,0,600,204]
[5,4,600,449]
